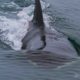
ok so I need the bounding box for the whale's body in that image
[21,0,78,59]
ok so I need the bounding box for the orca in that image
[21,0,78,59]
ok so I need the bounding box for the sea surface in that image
[0,0,80,80]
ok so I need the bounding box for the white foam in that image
[0,15,29,50]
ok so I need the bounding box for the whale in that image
[21,0,78,61]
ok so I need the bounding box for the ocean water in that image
[0,0,80,80]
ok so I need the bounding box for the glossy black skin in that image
[21,0,46,50]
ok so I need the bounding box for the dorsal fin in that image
[33,0,44,26]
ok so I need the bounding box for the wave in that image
[0,40,12,50]
[0,1,21,12]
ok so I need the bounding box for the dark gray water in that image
[0,0,80,80]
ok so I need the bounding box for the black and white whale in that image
[21,0,46,50]
[21,0,78,60]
